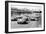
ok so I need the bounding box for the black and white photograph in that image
[5,1,45,33]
